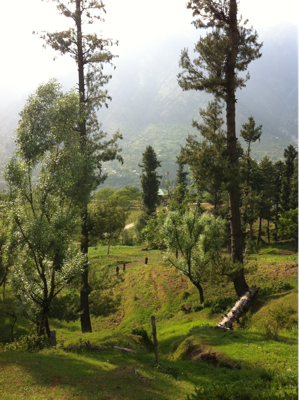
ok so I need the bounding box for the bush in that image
[89,291,121,317]
[3,333,50,352]
[264,304,297,339]
[49,293,80,322]
[155,360,179,379]
[192,301,205,312]
[237,311,253,330]
[186,381,298,400]
[210,297,236,315]
[259,282,293,296]
[131,326,153,350]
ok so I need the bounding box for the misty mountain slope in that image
[0,23,297,189]
[98,23,297,188]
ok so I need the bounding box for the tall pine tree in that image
[39,0,122,332]
[181,99,227,215]
[178,0,262,296]
[139,146,161,216]
[281,144,298,211]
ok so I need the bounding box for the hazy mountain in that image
[0,23,297,189]
[97,23,297,188]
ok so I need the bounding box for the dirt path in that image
[124,223,135,230]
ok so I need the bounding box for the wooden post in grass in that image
[50,330,56,347]
[151,315,159,364]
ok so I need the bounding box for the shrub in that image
[131,326,153,350]
[155,360,179,379]
[3,333,50,352]
[192,301,205,312]
[210,297,235,315]
[237,311,252,330]
[264,304,297,339]
[259,282,293,296]
[186,382,298,400]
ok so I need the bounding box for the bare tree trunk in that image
[195,282,204,303]
[249,223,253,240]
[226,0,249,297]
[267,220,270,243]
[39,307,51,338]
[257,217,262,246]
[76,0,92,333]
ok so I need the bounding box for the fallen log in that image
[114,346,137,354]
[215,286,259,330]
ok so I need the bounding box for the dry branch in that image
[114,346,137,354]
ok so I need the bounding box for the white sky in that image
[0,0,298,98]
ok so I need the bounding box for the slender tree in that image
[281,144,298,211]
[272,160,284,240]
[289,155,298,210]
[162,209,227,303]
[175,157,189,203]
[240,116,262,230]
[5,81,86,337]
[178,0,262,296]
[256,157,275,245]
[39,0,122,332]
[139,146,161,216]
[181,99,227,215]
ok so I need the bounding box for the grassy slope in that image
[0,241,297,400]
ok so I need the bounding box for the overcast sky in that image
[0,0,297,99]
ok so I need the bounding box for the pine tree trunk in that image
[80,206,92,333]
[267,220,270,243]
[76,0,92,333]
[249,223,253,239]
[226,0,249,298]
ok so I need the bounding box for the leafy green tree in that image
[4,81,85,337]
[289,155,298,210]
[240,159,260,239]
[181,99,227,215]
[161,209,227,303]
[143,208,168,249]
[272,160,285,240]
[175,157,189,203]
[89,197,128,254]
[95,187,115,202]
[277,209,298,253]
[39,0,122,332]
[281,144,298,211]
[256,157,275,245]
[178,0,262,297]
[239,116,262,233]
[139,146,161,216]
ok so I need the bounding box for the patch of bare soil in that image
[278,250,295,255]
[187,348,239,370]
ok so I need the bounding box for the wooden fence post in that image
[151,315,159,364]
[50,330,56,347]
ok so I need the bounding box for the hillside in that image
[0,236,298,399]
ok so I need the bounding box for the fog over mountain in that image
[0,23,297,188]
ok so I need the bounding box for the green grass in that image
[0,240,298,399]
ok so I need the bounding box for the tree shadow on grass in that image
[0,349,183,400]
